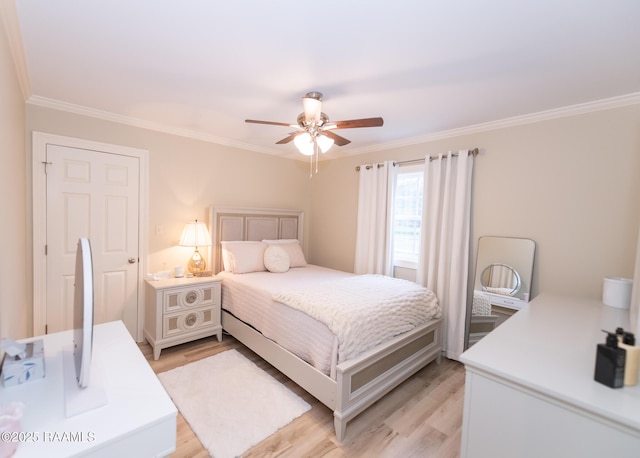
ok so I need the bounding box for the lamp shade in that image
[316,134,334,153]
[302,95,321,123]
[178,221,211,248]
[294,133,315,156]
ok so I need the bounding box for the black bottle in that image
[594,331,626,388]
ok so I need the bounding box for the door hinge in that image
[42,161,52,174]
[45,324,48,335]
[45,244,48,255]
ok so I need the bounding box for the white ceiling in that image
[7,1,640,159]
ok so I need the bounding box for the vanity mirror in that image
[466,236,536,348]
[480,263,521,296]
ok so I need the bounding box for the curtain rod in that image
[355,163,385,171]
[355,148,479,171]
[394,148,479,167]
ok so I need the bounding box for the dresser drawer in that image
[163,306,217,338]
[486,292,526,310]
[162,282,221,314]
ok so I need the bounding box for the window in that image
[392,165,423,267]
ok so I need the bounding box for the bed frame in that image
[208,206,442,441]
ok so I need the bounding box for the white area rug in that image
[158,349,311,458]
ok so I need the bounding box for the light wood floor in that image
[139,333,465,458]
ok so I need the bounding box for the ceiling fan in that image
[245,92,383,174]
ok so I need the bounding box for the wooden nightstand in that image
[144,276,222,360]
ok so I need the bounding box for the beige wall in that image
[0,17,28,338]
[26,105,314,278]
[309,104,640,300]
[14,102,640,338]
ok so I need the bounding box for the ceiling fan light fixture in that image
[245,91,384,173]
[316,134,334,153]
[302,92,322,123]
[294,132,314,156]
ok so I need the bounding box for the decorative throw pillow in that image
[220,241,267,274]
[262,239,307,267]
[263,245,290,273]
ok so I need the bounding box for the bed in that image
[208,206,443,441]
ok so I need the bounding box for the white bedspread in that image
[273,274,441,363]
[219,266,353,378]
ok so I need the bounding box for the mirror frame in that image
[480,263,521,296]
[465,236,536,350]
[473,236,536,302]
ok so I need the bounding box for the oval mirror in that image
[480,263,521,296]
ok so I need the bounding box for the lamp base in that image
[187,249,207,275]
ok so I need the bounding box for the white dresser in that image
[460,294,640,458]
[0,321,177,457]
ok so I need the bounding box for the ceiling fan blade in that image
[326,117,384,130]
[245,119,295,127]
[322,130,351,146]
[275,132,303,144]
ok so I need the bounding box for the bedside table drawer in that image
[144,277,222,360]
[163,283,221,313]
[163,307,217,338]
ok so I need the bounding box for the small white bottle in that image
[619,332,639,386]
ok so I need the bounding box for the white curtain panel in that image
[354,161,397,275]
[417,151,474,360]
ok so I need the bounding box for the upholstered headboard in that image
[208,206,304,274]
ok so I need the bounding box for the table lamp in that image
[178,220,211,275]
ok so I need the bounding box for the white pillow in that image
[220,241,267,274]
[262,239,307,267]
[263,245,290,273]
[221,247,233,272]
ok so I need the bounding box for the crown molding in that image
[27,91,640,160]
[1,0,32,100]
[26,95,285,157]
[344,91,640,156]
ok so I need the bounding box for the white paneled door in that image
[45,144,140,336]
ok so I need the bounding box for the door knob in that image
[128,257,137,264]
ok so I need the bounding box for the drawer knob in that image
[185,313,197,327]
[186,292,197,304]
